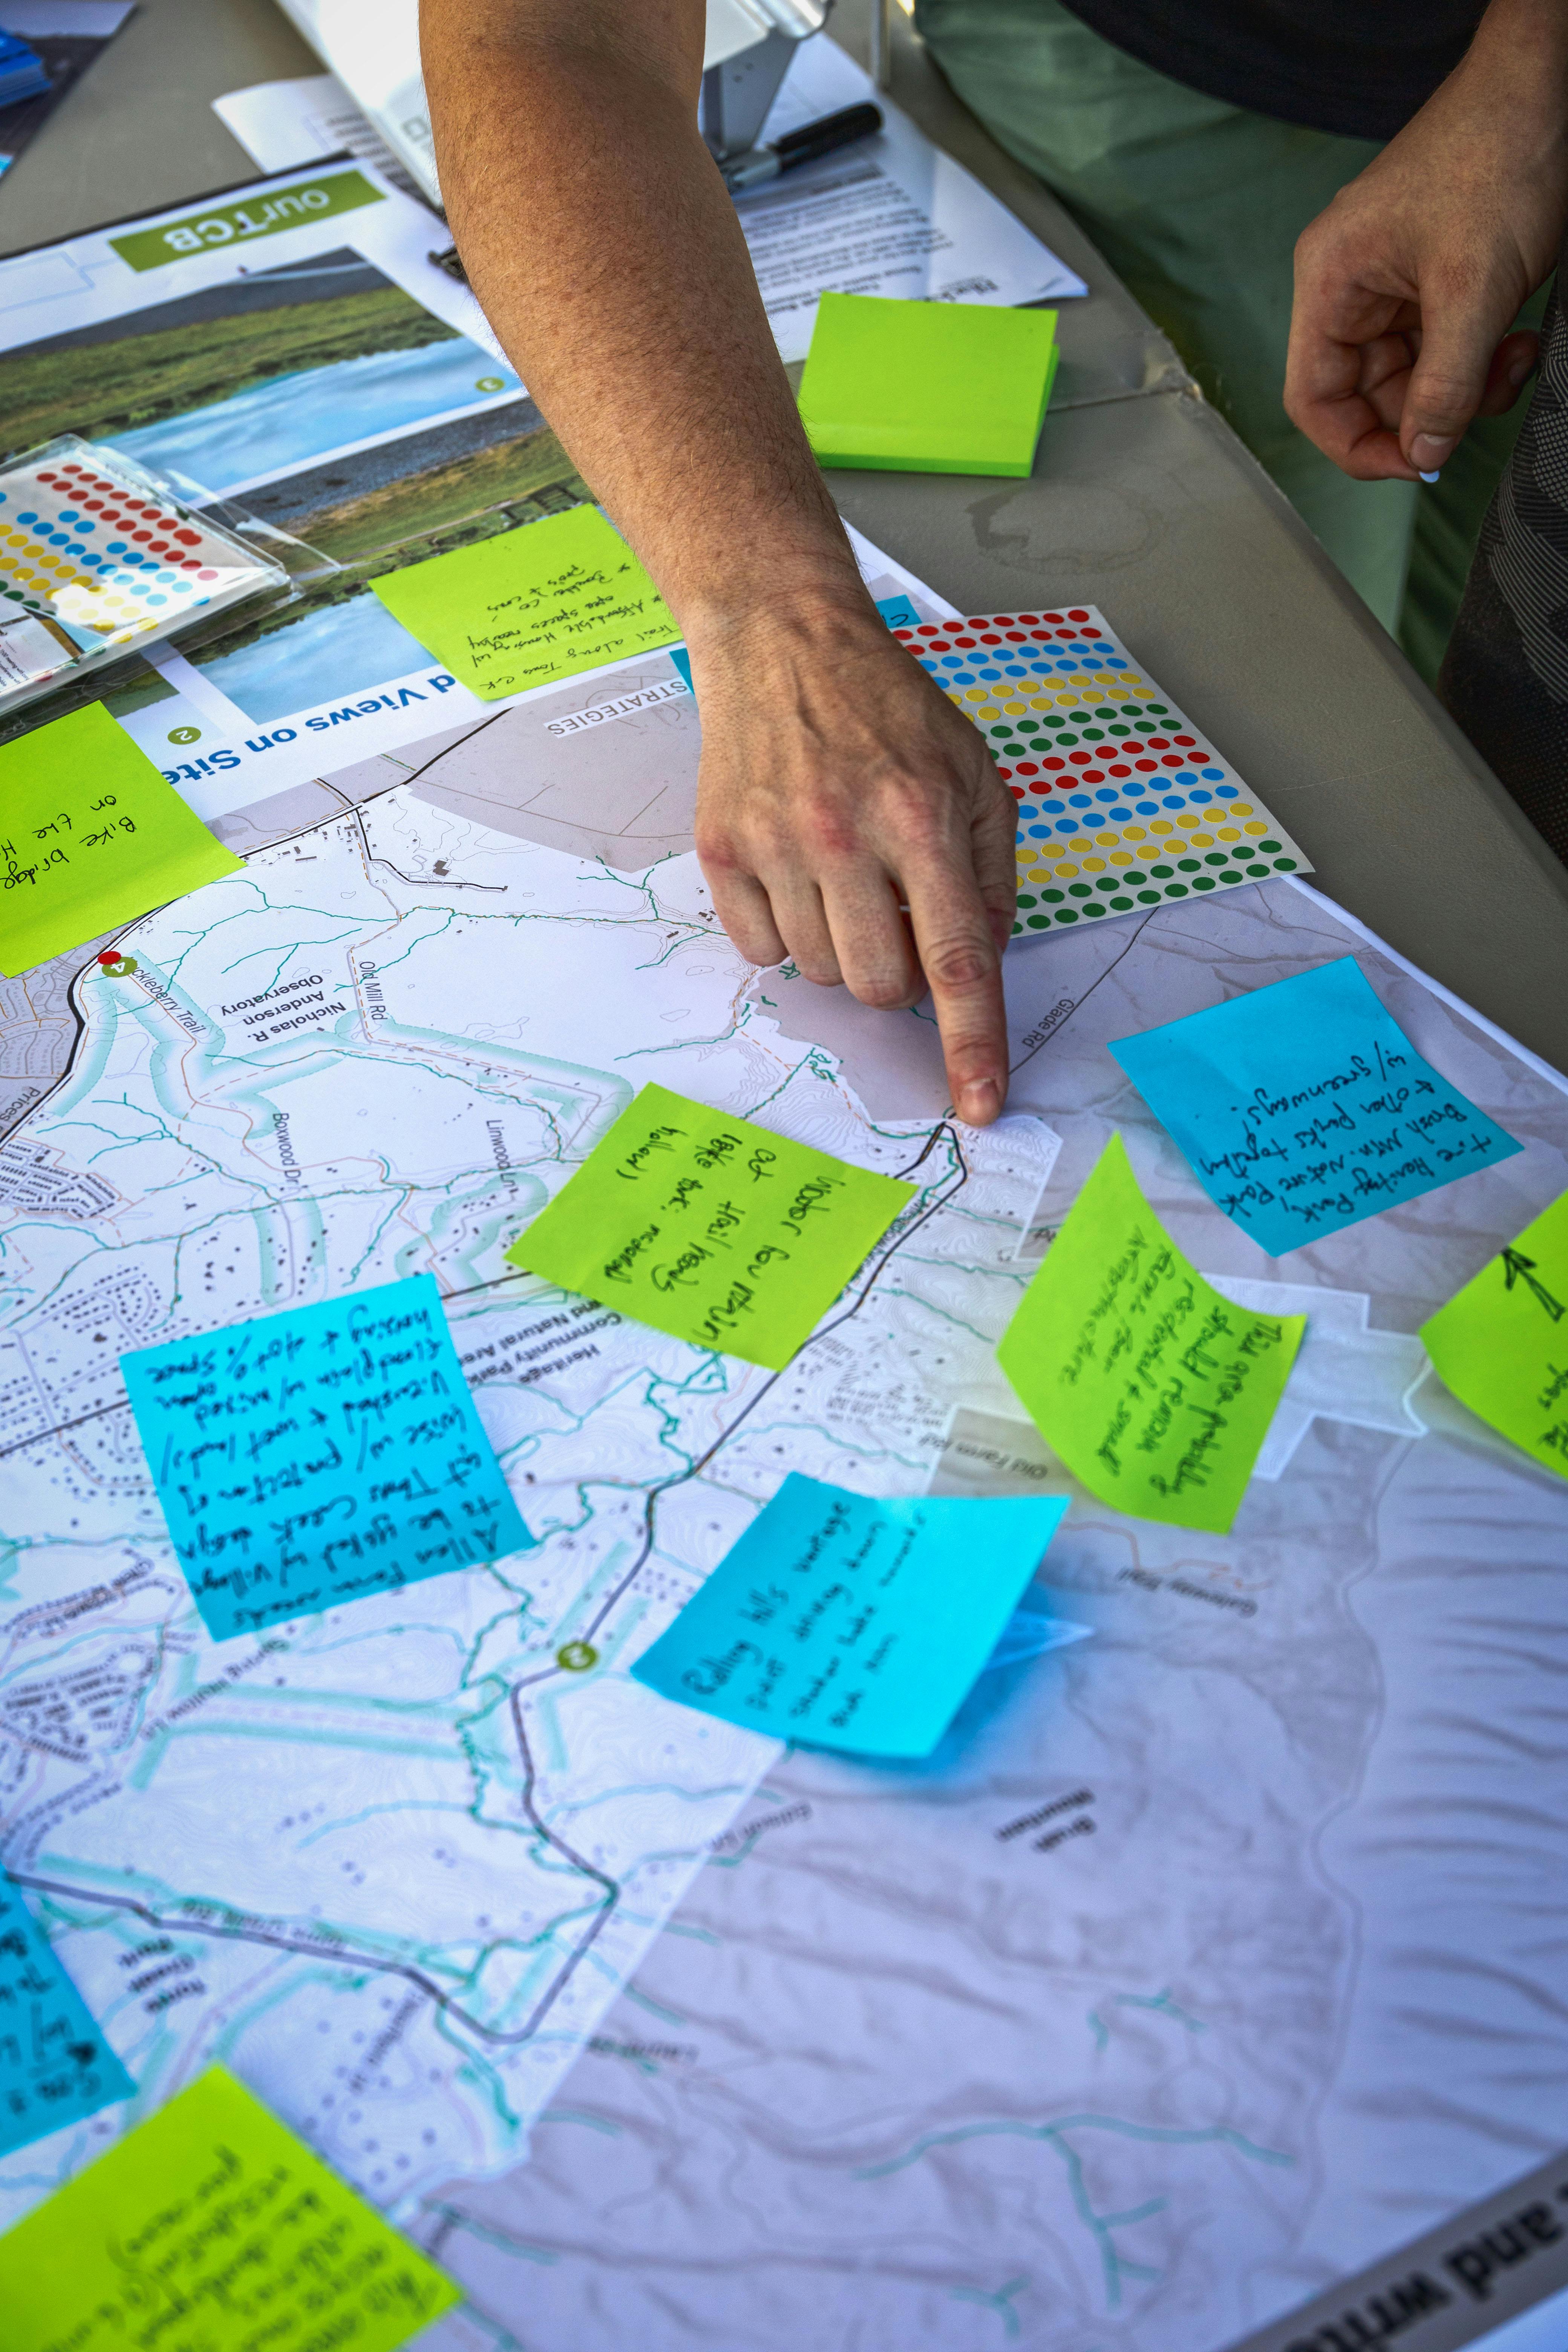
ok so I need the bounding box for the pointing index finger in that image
[903,858,1010,1127]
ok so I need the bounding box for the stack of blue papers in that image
[0,34,50,109]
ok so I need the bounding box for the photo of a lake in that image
[0,248,519,492]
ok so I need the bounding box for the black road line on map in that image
[5,1868,560,2048]
[497,1121,971,2035]
[1006,907,1160,1081]
[505,1691,623,2040]
[0,1395,132,1462]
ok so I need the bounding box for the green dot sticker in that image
[167,725,201,746]
[1150,863,1173,879]
[556,1641,598,1672]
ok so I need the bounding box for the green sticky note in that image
[0,2067,462,2352]
[370,505,680,700]
[1421,1189,1568,1479]
[0,703,240,975]
[504,1081,912,1369]
[997,1133,1306,1533]
[798,291,1059,476]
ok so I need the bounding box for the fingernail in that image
[1410,433,1455,470]
[1419,470,1441,484]
[960,1077,1003,1125]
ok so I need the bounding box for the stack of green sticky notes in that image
[798,291,1059,476]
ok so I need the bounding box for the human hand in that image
[1285,0,1568,481]
[689,593,1018,1127]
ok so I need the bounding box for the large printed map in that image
[2,689,1566,2352]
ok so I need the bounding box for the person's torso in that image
[1055,0,1487,139]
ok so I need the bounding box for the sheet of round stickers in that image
[0,449,275,654]
[894,606,1312,936]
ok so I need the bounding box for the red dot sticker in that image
[915,623,942,635]
[1174,734,1195,746]
[1109,764,1130,777]
[96,950,119,967]
[1068,608,1089,621]
[1161,754,1184,767]
[1147,738,1169,749]
[1009,785,1025,801]
[1081,769,1105,783]
[1017,762,1039,776]
[1135,760,1157,772]
[927,639,951,652]
[197,568,219,580]
[1068,750,1092,766]
[952,635,977,648]
[1043,757,1066,770]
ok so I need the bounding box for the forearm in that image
[420,0,869,645]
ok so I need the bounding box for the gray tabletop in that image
[2,0,1565,1071]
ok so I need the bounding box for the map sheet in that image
[1,678,1565,2352]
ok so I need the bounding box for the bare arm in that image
[420,0,1017,1126]
[1285,0,1568,482]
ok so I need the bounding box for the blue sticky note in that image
[1109,957,1522,1257]
[669,644,693,694]
[631,1473,1079,1757]
[121,1273,532,1641]
[0,1870,133,2158]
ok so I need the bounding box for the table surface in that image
[2,14,1564,2347]
[3,0,1565,1071]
